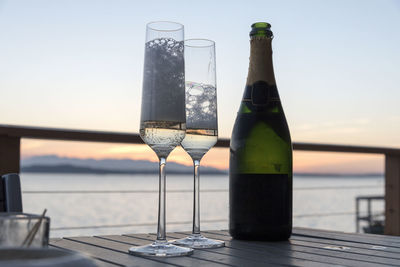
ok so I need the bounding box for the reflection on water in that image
[20,173,384,238]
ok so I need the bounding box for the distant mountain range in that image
[21,155,227,175]
[20,155,383,177]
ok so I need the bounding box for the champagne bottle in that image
[229,22,293,241]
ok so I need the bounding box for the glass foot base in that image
[129,241,193,257]
[172,234,225,248]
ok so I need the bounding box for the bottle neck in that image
[246,37,276,86]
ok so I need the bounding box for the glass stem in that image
[156,157,167,241]
[192,159,201,235]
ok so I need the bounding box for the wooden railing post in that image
[0,135,20,176]
[385,154,400,235]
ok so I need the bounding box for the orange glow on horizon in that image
[21,139,384,174]
[21,139,229,170]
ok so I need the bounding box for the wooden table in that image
[50,228,400,266]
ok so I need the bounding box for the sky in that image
[0,0,399,172]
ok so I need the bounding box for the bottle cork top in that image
[250,22,273,38]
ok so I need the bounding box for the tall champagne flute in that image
[128,21,193,257]
[173,39,224,248]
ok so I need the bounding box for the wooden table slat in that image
[162,232,331,267]
[292,228,400,248]
[290,234,400,257]
[49,243,119,267]
[212,229,400,248]
[48,228,400,267]
[69,235,232,267]
[50,238,171,267]
[296,227,400,242]
[120,234,273,267]
[288,239,400,265]
[201,231,392,267]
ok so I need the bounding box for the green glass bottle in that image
[229,22,293,241]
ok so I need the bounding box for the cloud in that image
[292,117,373,140]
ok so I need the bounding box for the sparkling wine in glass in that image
[173,39,225,248]
[128,21,193,257]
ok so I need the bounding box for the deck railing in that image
[1,124,399,235]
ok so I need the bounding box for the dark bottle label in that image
[242,81,280,107]
[251,81,269,105]
[229,173,292,240]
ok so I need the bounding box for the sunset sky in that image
[1,0,399,173]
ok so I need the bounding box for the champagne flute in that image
[173,39,225,248]
[128,21,193,257]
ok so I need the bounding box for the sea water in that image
[20,173,384,238]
